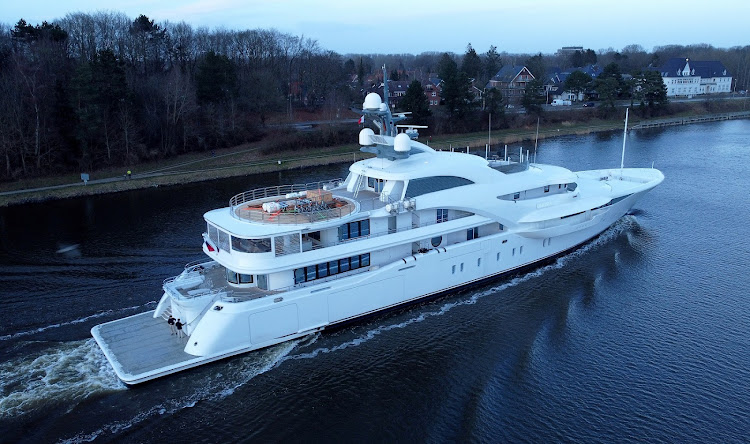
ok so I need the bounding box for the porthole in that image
[431,236,442,247]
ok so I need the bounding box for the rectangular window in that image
[467,227,479,240]
[338,224,349,240]
[339,220,369,241]
[460,263,464,272]
[513,192,520,200]
[512,248,516,256]
[351,255,360,269]
[306,266,316,282]
[317,262,329,278]
[496,252,500,261]
[477,258,481,267]
[232,236,272,253]
[520,246,523,254]
[218,230,230,252]
[437,209,448,223]
[340,257,350,272]
[329,260,339,275]
[294,268,305,284]
[544,185,550,193]
[452,265,456,274]
[208,224,219,246]
[361,253,370,267]
[239,274,254,284]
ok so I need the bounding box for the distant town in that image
[1,12,748,180]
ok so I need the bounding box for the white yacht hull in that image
[92,191,645,385]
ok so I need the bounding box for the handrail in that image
[229,178,345,218]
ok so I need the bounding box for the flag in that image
[358,115,364,125]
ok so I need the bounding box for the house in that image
[486,65,534,104]
[543,64,602,103]
[366,80,411,109]
[658,58,732,97]
[424,76,442,107]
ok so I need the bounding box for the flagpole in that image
[620,108,629,173]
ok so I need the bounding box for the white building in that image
[659,58,732,97]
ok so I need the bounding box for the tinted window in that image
[405,176,474,198]
[231,236,272,253]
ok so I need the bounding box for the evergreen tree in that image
[564,70,593,100]
[484,87,504,115]
[196,51,236,104]
[400,80,431,122]
[461,43,482,79]
[485,45,503,80]
[357,57,365,87]
[524,53,546,80]
[638,70,668,111]
[438,53,472,118]
[521,78,545,116]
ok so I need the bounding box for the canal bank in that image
[2,109,749,207]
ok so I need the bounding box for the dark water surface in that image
[1,121,749,443]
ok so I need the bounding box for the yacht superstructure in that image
[92,73,664,385]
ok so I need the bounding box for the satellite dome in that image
[363,93,382,111]
[379,103,388,112]
[359,128,375,146]
[394,133,411,152]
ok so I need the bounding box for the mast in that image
[620,107,629,172]
[533,117,539,164]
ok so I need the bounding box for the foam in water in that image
[0,339,125,419]
[59,217,638,442]
[62,339,301,443]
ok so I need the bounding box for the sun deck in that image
[228,178,387,225]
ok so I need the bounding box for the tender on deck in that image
[92,311,227,384]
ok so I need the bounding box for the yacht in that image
[92,75,664,385]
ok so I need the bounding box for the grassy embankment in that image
[1,98,747,207]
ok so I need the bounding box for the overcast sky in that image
[2,0,747,55]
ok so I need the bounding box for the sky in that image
[2,0,748,55]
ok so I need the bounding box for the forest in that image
[1,11,749,180]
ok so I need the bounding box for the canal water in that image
[1,120,749,443]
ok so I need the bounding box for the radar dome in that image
[363,93,382,110]
[359,128,375,146]
[379,103,388,112]
[394,133,411,152]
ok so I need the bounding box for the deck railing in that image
[229,178,344,218]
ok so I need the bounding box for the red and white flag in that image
[358,115,364,125]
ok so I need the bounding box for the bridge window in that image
[231,236,272,253]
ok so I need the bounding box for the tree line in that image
[0,12,352,179]
[1,11,748,180]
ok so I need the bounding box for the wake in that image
[0,301,156,342]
